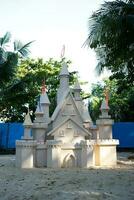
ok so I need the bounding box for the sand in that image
[0,152,134,200]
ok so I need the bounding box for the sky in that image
[0,0,108,92]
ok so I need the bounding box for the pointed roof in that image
[39,80,50,104]
[59,62,69,76]
[82,103,92,123]
[100,99,109,110]
[73,80,81,91]
[23,109,33,126]
[47,117,91,136]
[40,93,50,104]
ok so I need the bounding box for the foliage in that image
[88,83,104,123]
[86,0,134,84]
[0,32,33,86]
[0,58,77,122]
[86,0,134,122]
[89,79,134,123]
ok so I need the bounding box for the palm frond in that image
[0,47,8,64]
[0,32,11,47]
[14,40,34,57]
[95,62,105,76]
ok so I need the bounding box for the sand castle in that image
[16,62,119,168]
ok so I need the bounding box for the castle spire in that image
[39,80,50,123]
[57,62,69,104]
[59,62,69,77]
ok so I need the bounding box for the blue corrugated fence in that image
[0,123,24,149]
[0,122,134,149]
[112,122,134,148]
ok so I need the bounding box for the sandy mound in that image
[0,152,134,200]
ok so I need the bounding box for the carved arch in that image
[62,153,76,168]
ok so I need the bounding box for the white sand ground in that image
[0,152,134,200]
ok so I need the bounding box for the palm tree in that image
[0,32,33,84]
[85,0,134,79]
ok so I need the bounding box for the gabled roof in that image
[51,89,83,122]
[47,117,91,136]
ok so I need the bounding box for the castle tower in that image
[32,81,50,142]
[40,81,50,124]
[57,62,69,103]
[96,98,113,139]
[94,98,119,166]
[16,107,36,168]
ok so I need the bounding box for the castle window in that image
[74,130,79,137]
[59,130,64,137]
[67,121,72,129]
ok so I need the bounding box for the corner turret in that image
[96,98,113,139]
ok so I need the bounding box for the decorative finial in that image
[41,80,46,94]
[60,44,65,58]
[104,88,109,109]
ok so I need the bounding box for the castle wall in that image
[94,140,119,166]
[99,146,117,166]
[50,119,87,144]
[47,142,61,168]
[35,144,47,167]
[16,140,36,168]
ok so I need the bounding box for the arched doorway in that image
[63,154,76,168]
